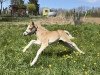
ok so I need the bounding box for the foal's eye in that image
[29,28,33,30]
[66,33,69,36]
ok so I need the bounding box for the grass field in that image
[0,23,100,75]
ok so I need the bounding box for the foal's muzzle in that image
[23,27,37,36]
[23,31,36,36]
[23,31,29,36]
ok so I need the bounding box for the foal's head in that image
[23,21,37,36]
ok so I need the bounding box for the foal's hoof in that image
[22,49,26,53]
[81,52,85,54]
[30,63,32,66]
[30,63,34,66]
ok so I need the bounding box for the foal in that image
[23,21,84,66]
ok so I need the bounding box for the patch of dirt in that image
[34,16,100,25]
[84,17,100,24]
[34,16,74,25]
[1,16,100,26]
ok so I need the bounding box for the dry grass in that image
[34,16,74,25]
[34,16,100,25]
[0,16,100,26]
[84,17,100,24]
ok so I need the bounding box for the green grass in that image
[0,23,100,75]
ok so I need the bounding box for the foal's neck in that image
[37,25,49,32]
[35,25,49,37]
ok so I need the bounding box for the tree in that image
[27,4,36,14]
[28,0,39,15]
[29,0,37,3]
[0,0,6,12]
[11,0,24,5]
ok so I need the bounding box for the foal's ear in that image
[30,20,34,25]
[31,21,34,25]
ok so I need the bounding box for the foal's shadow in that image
[56,50,73,57]
[42,41,74,57]
[42,49,73,57]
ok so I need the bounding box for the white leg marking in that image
[23,40,41,52]
[30,44,48,66]
[69,42,85,54]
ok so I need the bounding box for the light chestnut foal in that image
[23,21,84,66]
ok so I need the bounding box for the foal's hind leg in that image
[67,42,85,54]
[60,38,84,54]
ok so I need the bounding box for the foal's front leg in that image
[23,40,40,52]
[30,43,48,66]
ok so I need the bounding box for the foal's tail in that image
[64,30,74,40]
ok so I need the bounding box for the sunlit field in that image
[0,23,100,75]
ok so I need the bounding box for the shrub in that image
[27,4,36,15]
